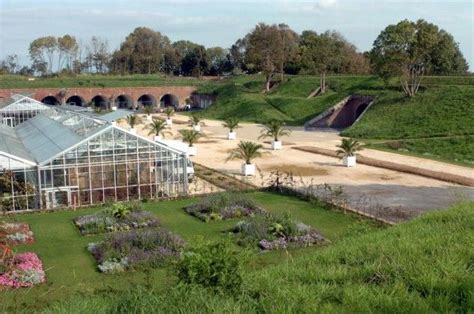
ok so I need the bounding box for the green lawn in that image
[1,192,379,312]
[44,201,474,313]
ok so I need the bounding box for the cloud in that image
[315,0,338,9]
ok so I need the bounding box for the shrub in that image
[175,240,243,293]
[184,192,264,222]
[229,212,326,250]
[88,228,185,273]
[73,202,159,235]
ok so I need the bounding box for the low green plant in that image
[164,107,174,119]
[258,119,291,142]
[178,129,204,147]
[175,240,244,293]
[336,138,363,157]
[227,141,263,165]
[222,117,241,132]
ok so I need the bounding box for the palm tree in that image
[336,138,363,167]
[258,119,291,150]
[164,107,174,126]
[125,114,141,130]
[223,117,241,140]
[143,105,154,120]
[146,118,172,139]
[178,129,203,147]
[227,141,263,176]
[189,114,204,132]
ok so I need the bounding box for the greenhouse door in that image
[2,117,13,127]
[45,189,72,209]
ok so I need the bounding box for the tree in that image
[222,117,241,132]
[57,35,78,72]
[336,138,363,157]
[227,141,263,165]
[146,119,172,138]
[0,55,19,74]
[181,45,209,77]
[258,120,291,142]
[178,129,203,147]
[125,115,141,129]
[87,36,110,73]
[29,36,57,75]
[245,23,286,91]
[370,19,468,97]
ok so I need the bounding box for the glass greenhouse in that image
[0,94,51,127]
[0,102,188,211]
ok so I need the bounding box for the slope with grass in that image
[44,201,474,313]
[1,192,378,312]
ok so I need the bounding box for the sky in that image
[1,0,473,70]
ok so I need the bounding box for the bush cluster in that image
[184,193,264,222]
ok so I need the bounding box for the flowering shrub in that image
[88,228,185,273]
[184,193,264,222]
[74,203,159,235]
[0,252,45,288]
[0,223,34,245]
[229,212,326,251]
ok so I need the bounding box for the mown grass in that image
[1,192,378,312]
[43,201,474,313]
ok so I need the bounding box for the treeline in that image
[0,19,469,96]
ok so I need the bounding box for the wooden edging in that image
[294,146,474,187]
[193,163,258,191]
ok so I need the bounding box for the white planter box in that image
[187,146,197,156]
[111,106,117,111]
[241,164,255,176]
[343,156,356,167]
[154,135,161,141]
[129,128,137,135]
[111,121,117,126]
[228,131,236,140]
[166,118,173,126]
[272,140,282,150]
[193,125,201,132]
[146,115,152,121]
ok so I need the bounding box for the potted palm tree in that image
[259,119,291,150]
[189,114,203,132]
[222,117,241,140]
[227,141,263,176]
[146,118,172,141]
[336,138,363,167]
[143,105,154,121]
[125,114,141,135]
[178,129,203,156]
[164,107,174,126]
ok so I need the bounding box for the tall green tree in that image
[370,19,468,97]
[29,36,57,74]
[57,35,78,72]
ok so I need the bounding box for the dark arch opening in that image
[41,96,60,106]
[115,95,133,109]
[91,95,109,109]
[159,94,179,108]
[66,95,85,106]
[137,94,156,107]
[355,103,369,118]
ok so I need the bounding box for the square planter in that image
[193,125,201,132]
[272,140,282,150]
[166,118,173,126]
[228,131,236,140]
[343,156,356,167]
[146,115,153,121]
[111,106,117,111]
[241,164,255,176]
[154,135,161,141]
[129,128,137,135]
[187,146,197,156]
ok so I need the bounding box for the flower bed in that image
[73,203,159,235]
[0,223,34,245]
[0,252,45,288]
[88,228,185,273]
[184,193,264,222]
[228,213,326,251]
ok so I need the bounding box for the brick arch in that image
[41,95,60,105]
[159,93,179,108]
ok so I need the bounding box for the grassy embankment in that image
[1,192,380,312]
[38,200,474,313]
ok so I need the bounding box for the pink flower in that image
[0,252,45,288]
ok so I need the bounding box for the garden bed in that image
[229,213,326,251]
[73,203,159,235]
[184,193,264,222]
[0,252,46,289]
[0,223,34,245]
[88,228,185,273]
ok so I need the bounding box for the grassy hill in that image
[44,201,474,313]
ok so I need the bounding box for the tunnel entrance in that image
[137,94,156,107]
[306,95,374,130]
[66,95,85,106]
[41,96,60,106]
[91,95,109,110]
[159,94,179,108]
[115,95,133,109]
